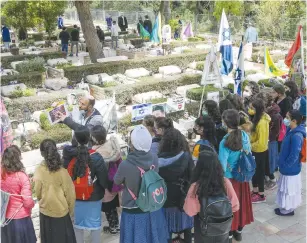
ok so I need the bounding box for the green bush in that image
[101,81,118,88]
[149,97,167,104]
[31,33,44,41]
[40,112,67,131]
[251,52,286,64]
[245,70,259,76]
[9,87,36,98]
[1,51,63,68]
[56,62,73,69]
[18,40,35,48]
[1,72,43,87]
[169,19,180,34]
[187,36,205,42]
[186,85,221,101]
[64,52,208,82]
[196,61,204,71]
[258,79,273,87]
[16,57,46,73]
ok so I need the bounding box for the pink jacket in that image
[183,178,239,217]
[1,171,35,219]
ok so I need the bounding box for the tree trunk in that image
[75,1,104,63]
[164,1,171,25]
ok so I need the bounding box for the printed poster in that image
[131,103,152,122]
[207,91,220,103]
[166,95,185,113]
[152,103,167,117]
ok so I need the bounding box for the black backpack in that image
[198,194,233,238]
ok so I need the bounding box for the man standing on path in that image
[118,15,128,32]
[106,15,113,31]
[111,21,119,49]
[59,27,70,57]
[2,25,11,49]
[70,25,79,57]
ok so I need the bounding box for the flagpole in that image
[300,27,305,90]
[198,85,206,117]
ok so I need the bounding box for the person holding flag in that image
[218,9,233,75]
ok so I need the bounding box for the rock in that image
[24,51,42,55]
[16,122,40,136]
[86,73,114,85]
[34,41,45,46]
[47,66,64,78]
[112,74,138,85]
[44,77,68,91]
[1,83,27,97]
[184,68,202,74]
[176,84,200,97]
[97,56,128,63]
[47,58,68,68]
[125,68,150,79]
[246,73,270,83]
[11,60,27,70]
[195,44,211,50]
[133,91,163,103]
[159,65,181,75]
[32,110,44,124]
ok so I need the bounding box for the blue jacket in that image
[219,130,251,179]
[2,27,11,42]
[279,124,306,176]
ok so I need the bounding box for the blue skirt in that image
[1,216,36,243]
[269,141,278,174]
[164,207,194,234]
[74,200,102,230]
[120,209,169,243]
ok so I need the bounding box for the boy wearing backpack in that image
[114,125,169,243]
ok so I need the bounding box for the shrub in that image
[101,81,118,88]
[16,57,45,73]
[18,40,35,48]
[9,87,36,98]
[187,36,205,42]
[40,112,67,131]
[196,61,204,71]
[1,72,43,87]
[56,62,73,69]
[245,70,258,76]
[64,52,208,82]
[31,33,44,41]
[186,85,221,101]
[149,97,167,104]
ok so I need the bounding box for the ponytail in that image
[72,144,91,180]
[40,139,62,172]
[224,129,242,151]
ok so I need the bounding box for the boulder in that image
[176,84,200,97]
[47,58,68,68]
[32,110,44,124]
[47,66,65,78]
[86,73,114,85]
[159,65,181,75]
[16,122,41,136]
[125,68,150,79]
[24,51,42,55]
[44,77,68,91]
[97,56,128,63]
[133,91,163,103]
[1,83,27,97]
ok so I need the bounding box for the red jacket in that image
[1,171,35,219]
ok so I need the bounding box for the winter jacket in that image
[1,172,35,219]
[151,136,161,156]
[111,24,119,37]
[63,147,108,201]
[59,30,70,44]
[114,150,158,209]
[34,163,76,218]
[70,28,79,41]
[158,151,194,208]
[143,19,152,34]
[93,136,122,203]
[267,104,282,142]
[279,124,306,176]
[192,139,216,163]
[97,28,105,41]
[276,96,293,118]
[183,178,239,217]
[2,26,11,42]
[219,130,251,179]
[250,113,271,152]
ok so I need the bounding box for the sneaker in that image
[233,231,242,241]
[251,192,258,199]
[69,53,73,57]
[274,208,295,216]
[251,194,266,204]
[116,224,120,232]
[265,180,277,190]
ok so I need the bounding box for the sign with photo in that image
[152,103,167,117]
[47,104,68,124]
[166,95,185,113]
[131,103,152,122]
[206,91,220,103]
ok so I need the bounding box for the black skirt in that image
[40,213,76,243]
[1,216,37,243]
[102,194,120,212]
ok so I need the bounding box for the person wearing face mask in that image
[57,96,104,147]
[242,81,260,111]
[276,110,305,216]
[249,99,271,204]
[192,115,217,164]
[219,109,254,242]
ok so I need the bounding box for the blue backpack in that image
[128,165,167,212]
[231,150,256,182]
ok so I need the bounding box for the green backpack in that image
[128,165,167,212]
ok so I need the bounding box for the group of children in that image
[1,80,306,243]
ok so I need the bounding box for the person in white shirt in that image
[111,21,119,49]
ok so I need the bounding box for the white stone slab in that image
[1,52,12,57]
[176,84,200,97]
[44,77,68,90]
[24,51,42,55]
[118,43,134,50]
[246,73,270,83]
[184,68,202,74]
[86,73,114,85]
[112,74,138,85]
[213,75,234,89]
[97,56,128,63]
[32,110,44,124]
[47,58,68,68]
[195,44,211,50]
[153,73,163,79]
[16,122,40,136]
[133,91,163,103]
[173,46,189,54]
[0,69,18,76]
[159,65,181,75]
[1,83,27,97]
[11,60,27,69]
[125,68,150,79]
[34,41,45,46]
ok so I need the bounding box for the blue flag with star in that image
[218,10,233,75]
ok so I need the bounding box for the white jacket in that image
[111,25,119,37]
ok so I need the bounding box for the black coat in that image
[118,16,128,30]
[97,28,105,41]
[143,19,152,34]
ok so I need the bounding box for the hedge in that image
[1,51,63,68]
[64,52,209,81]
[186,86,224,101]
[1,71,43,87]
[90,73,203,105]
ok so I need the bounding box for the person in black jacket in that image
[158,128,194,243]
[70,25,79,57]
[96,26,105,46]
[272,84,293,119]
[59,27,70,57]
[64,127,108,243]
[118,15,128,31]
[143,15,152,34]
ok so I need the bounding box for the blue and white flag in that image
[234,42,245,96]
[218,9,233,75]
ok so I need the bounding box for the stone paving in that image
[31,162,306,243]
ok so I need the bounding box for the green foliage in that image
[18,40,35,48]
[213,1,243,20]
[101,81,118,88]
[31,33,44,41]
[186,85,221,101]
[56,62,73,69]
[245,70,258,76]
[10,87,36,98]
[169,19,180,34]
[1,72,43,88]
[149,97,167,104]
[196,62,204,71]
[39,112,67,131]
[187,37,205,42]
[16,57,45,74]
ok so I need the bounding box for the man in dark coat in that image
[118,15,128,32]
[143,15,152,34]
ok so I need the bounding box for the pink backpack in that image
[278,122,286,142]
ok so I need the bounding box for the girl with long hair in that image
[249,98,271,203]
[242,81,260,110]
[1,145,36,243]
[184,150,239,243]
[202,100,222,125]
[34,139,76,243]
[219,109,254,242]
[158,128,194,243]
[64,127,108,243]
[284,81,300,105]
[143,115,159,155]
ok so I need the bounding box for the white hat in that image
[131,125,152,152]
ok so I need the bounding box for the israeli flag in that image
[218,9,233,75]
[234,42,245,96]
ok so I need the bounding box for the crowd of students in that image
[1,80,306,243]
